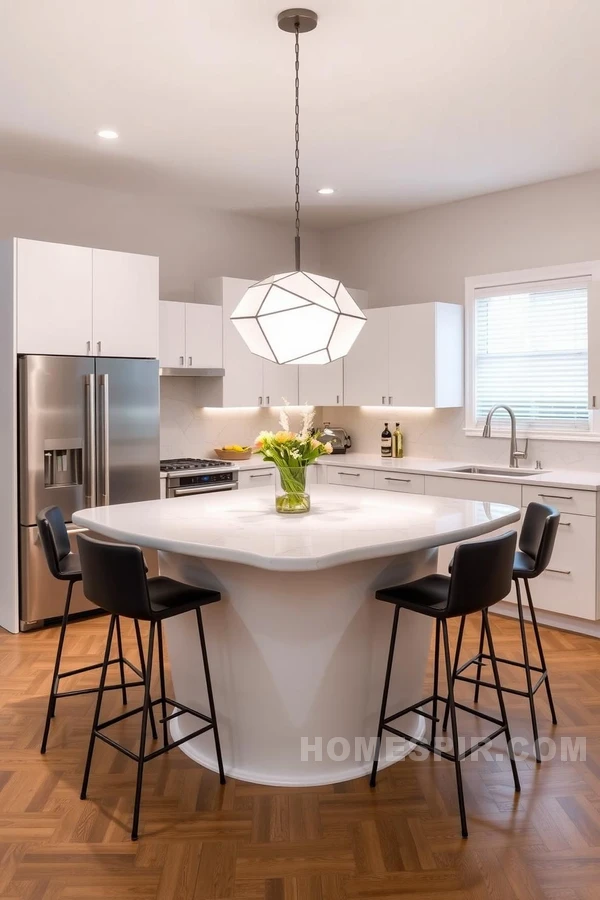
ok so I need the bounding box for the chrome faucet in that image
[482,404,528,468]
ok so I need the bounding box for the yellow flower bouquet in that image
[254,406,332,513]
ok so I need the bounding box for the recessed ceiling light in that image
[96,129,119,140]
[317,187,335,195]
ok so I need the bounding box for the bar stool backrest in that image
[518,502,560,577]
[77,533,152,620]
[37,506,73,581]
[448,530,517,617]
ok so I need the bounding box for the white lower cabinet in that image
[373,470,425,494]
[528,512,597,620]
[326,466,375,488]
[238,468,276,490]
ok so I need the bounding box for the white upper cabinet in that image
[344,302,463,408]
[388,303,463,407]
[159,301,186,367]
[159,302,223,370]
[92,249,159,358]
[299,359,344,406]
[343,308,389,406]
[16,240,159,359]
[17,239,93,356]
[185,304,223,369]
[263,360,299,407]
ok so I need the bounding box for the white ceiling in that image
[1,0,600,228]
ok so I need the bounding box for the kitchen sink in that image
[441,465,548,477]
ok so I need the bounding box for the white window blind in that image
[474,281,589,432]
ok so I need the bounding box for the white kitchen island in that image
[73,485,519,787]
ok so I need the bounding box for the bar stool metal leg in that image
[524,580,558,725]
[370,604,400,788]
[40,580,75,754]
[134,620,158,742]
[157,622,169,748]
[115,617,128,706]
[430,620,441,750]
[473,615,486,704]
[442,615,465,732]
[515,579,541,763]
[482,609,520,792]
[441,620,468,838]
[196,608,226,785]
[80,615,117,801]
[131,622,156,841]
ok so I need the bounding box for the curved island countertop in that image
[73,485,520,571]
[73,486,520,787]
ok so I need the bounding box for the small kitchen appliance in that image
[315,425,352,454]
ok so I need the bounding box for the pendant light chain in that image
[294,22,301,271]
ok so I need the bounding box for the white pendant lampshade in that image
[231,271,366,364]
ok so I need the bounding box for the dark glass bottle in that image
[381,423,392,458]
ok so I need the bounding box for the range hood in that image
[159,367,225,377]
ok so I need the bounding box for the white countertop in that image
[73,485,519,572]
[316,454,600,491]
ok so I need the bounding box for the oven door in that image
[167,482,238,499]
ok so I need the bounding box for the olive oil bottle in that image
[392,422,403,459]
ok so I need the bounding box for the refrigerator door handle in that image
[100,373,110,505]
[84,374,97,508]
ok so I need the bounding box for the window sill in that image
[464,427,600,443]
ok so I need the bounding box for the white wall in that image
[320,169,600,470]
[0,169,322,458]
[321,169,600,308]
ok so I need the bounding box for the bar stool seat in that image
[145,577,219,618]
[370,530,521,839]
[378,574,453,614]
[77,533,226,841]
[513,550,537,577]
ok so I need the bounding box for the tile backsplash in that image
[160,379,600,471]
[160,378,296,459]
[320,405,600,471]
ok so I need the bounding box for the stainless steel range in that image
[160,458,239,498]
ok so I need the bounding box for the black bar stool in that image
[444,502,560,763]
[370,531,520,838]
[37,506,156,754]
[77,533,226,841]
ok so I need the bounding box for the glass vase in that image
[275,466,310,514]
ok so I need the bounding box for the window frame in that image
[465,260,600,442]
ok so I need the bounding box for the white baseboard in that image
[493,600,600,639]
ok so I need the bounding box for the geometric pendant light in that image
[231,8,366,365]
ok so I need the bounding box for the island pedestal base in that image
[160,548,436,787]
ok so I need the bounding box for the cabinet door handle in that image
[266,396,270,405]
[538,493,573,500]
[97,340,102,355]
[547,567,571,576]
[336,395,340,404]
[258,396,263,406]
[188,356,192,366]
[338,471,360,477]
[250,473,272,479]
[179,356,184,366]
[592,395,597,408]
[382,396,386,405]
[559,521,571,527]
[86,340,91,355]
[389,396,392,405]
[385,477,411,483]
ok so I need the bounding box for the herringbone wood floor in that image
[0,612,599,899]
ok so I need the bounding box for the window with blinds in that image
[473,281,589,432]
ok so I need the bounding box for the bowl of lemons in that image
[214,445,253,461]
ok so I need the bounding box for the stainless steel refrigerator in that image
[18,355,160,630]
